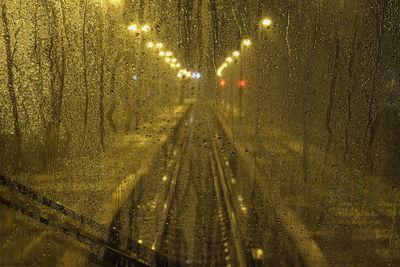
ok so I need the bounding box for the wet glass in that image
[1,0,400,266]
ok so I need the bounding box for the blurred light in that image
[166,51,172,57]
[171,63,176,68]
[129,25,138,31]
[165,57,171,63]
[226,57,232,63]
[217,68,223,77]
[162,175,168,181]
[239,79,246,87]
[142,25,150,32]
[187,71,192,77]
[233,51,240,57]
[243,39,251,46]
[262,19,272,26]
[176,63,181,68]
[156,43,163,48]
[196,73,201,79]
[222,63,228,67]
[159,51,165,57]
[177,73,183,78]
[171,58,177,63]
[220,80,226,87]
[147,42,154,48]
[192,72,196,78]
[132,75,138,80]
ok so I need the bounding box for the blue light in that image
[196,73,201,79]
[132,75,138,80]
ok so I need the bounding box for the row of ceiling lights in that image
[128,24,200,80]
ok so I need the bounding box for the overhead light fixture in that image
[262,19,272,26]
[243,39,251,46]
[129,25,137,31]
[142,25,150,32]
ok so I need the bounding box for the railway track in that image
[1,104,309,266]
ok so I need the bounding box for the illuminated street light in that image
[171,58,177,63]
[156,43,163,48]
[242,39,251,46]
[217,68,223,77]
[233,51,240,57]
[176,63,181,68]
[142,25,150,32]
[159,51,165,57]
[166,51,172,57]
[147,42,154,48]
[177,73,183,78]
[192,72,196,78]
[165,57,171,63]
[262,19,272,26]
[196,73,201,79]
[222,63,228,68]
[129,25,138,31]
[171,63,176,68]
[226,57,232,63]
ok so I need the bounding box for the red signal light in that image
[220,80,226,87]
[239,79,246,87]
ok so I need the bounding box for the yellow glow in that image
[176,63,181,68]
[262,19,272,26]
[177,73,183,78]
[141,25,150,32]
[165,57,171,63]
[159,51,165,57]
[222,63,228,67]
[187,71,192,77]
[243,39,251,46]
[171,63,176,68]
[233,51,240,57]
[217,68,223,77]
[156,43,163,48]
[129,25,137,31]
[171,58,177,63]
[166,51,172,57]
[147,42,154,48]
[226,57,232,63]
